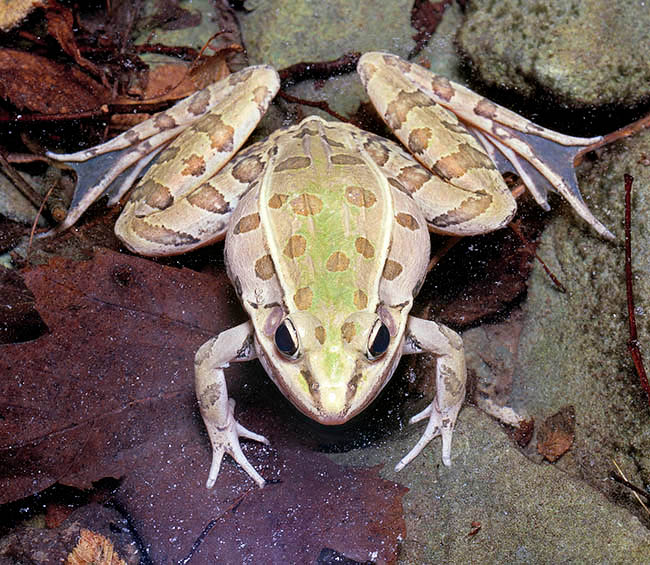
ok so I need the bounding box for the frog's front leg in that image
[195,321,269,488]
[397,316,466,471]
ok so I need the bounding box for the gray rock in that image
[457,0,650,106]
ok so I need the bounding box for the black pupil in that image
[275,322,297,356]
[370,323,390,357]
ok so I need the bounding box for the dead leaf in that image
[419,197,546,329]
[411,0,454,52]
[537,406,576,462]
[45,1,107,85]
[0,265,48,344]
[65,529,126,565]
[1,249,407,563]
[0,49,109,114]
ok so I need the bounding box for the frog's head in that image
[255,307,406,425]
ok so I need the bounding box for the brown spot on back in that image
[252,85,272,112]
[353,289,368,310]
[130,219,199,246]
[387,177,407,193]
[275,156,311,172]
[187,89,211,115]
[294,287,313,310]
[384,89,434,131]
[124,130,141,145]
[324,135,345,148]
[382,259,403,281]
[232,155,264,183]
[315,326,326,344]
[268,194,288,209]
[474,98,498,120]
[187,183,230,214]
[363,139,390,166]
[283,234,307,258]
[383,55,411,74]
[255,255,275,280]
[293,127,319,138]
[139,179,173,210]
[153,113,177,130]
[397,165,431,193]
[290,193,323,216]
[431,75,454,101]
[331,154,364,165]
[326,251,350,272]
[408,127,432,155]
[234,213,260,234]
[194,114,235,153]
[181,153,207,177]
[431,193,493,227]
[345,186,377,208]
[396,212,419,230]
[341,321,356,343]
[432,144,495,180]
[355,237,375,259]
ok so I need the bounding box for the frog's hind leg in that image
[350,127,516,237]
[45,65,280,236]
[358,52,612,239]
[115,140,272,257]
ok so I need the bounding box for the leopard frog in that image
[46,52,611,487]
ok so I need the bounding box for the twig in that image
[277,91,352,123]
[575,111,650,165]
[0,151,46,211]
[623,174,650,406]
[278,52,361,87]
[508,221,566,293]
[611,458,650,514]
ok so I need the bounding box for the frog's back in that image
[260,116,395,329]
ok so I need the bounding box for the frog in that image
[45,52,612,488]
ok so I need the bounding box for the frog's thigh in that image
[403,316,466,416]
[357,130,515,236]
[115,143,269,256]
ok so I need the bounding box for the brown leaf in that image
[419,197,546,329]
[45,1,107,86]
[537,406,576,462]
[0,49,109,114]
[1,249,407,563]
[0,265,48,344]
[411,0,454,51]
[65,529,126,565]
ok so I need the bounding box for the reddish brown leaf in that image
[0,265,48,344]
[1,249,407,563]
[419,197,546,329]
[411,0,454,52]
[45,1,107,85]
[0,49,109,114]
[537,406,576,462]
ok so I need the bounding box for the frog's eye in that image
[367,319,390,360]
[274,318,300,359]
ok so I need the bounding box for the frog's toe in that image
[236,422,269,445]
[204,400,267,489]
[396,401,456,471]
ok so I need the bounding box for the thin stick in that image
[623,174,650,406]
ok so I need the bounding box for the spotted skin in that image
[46,52,612,488]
